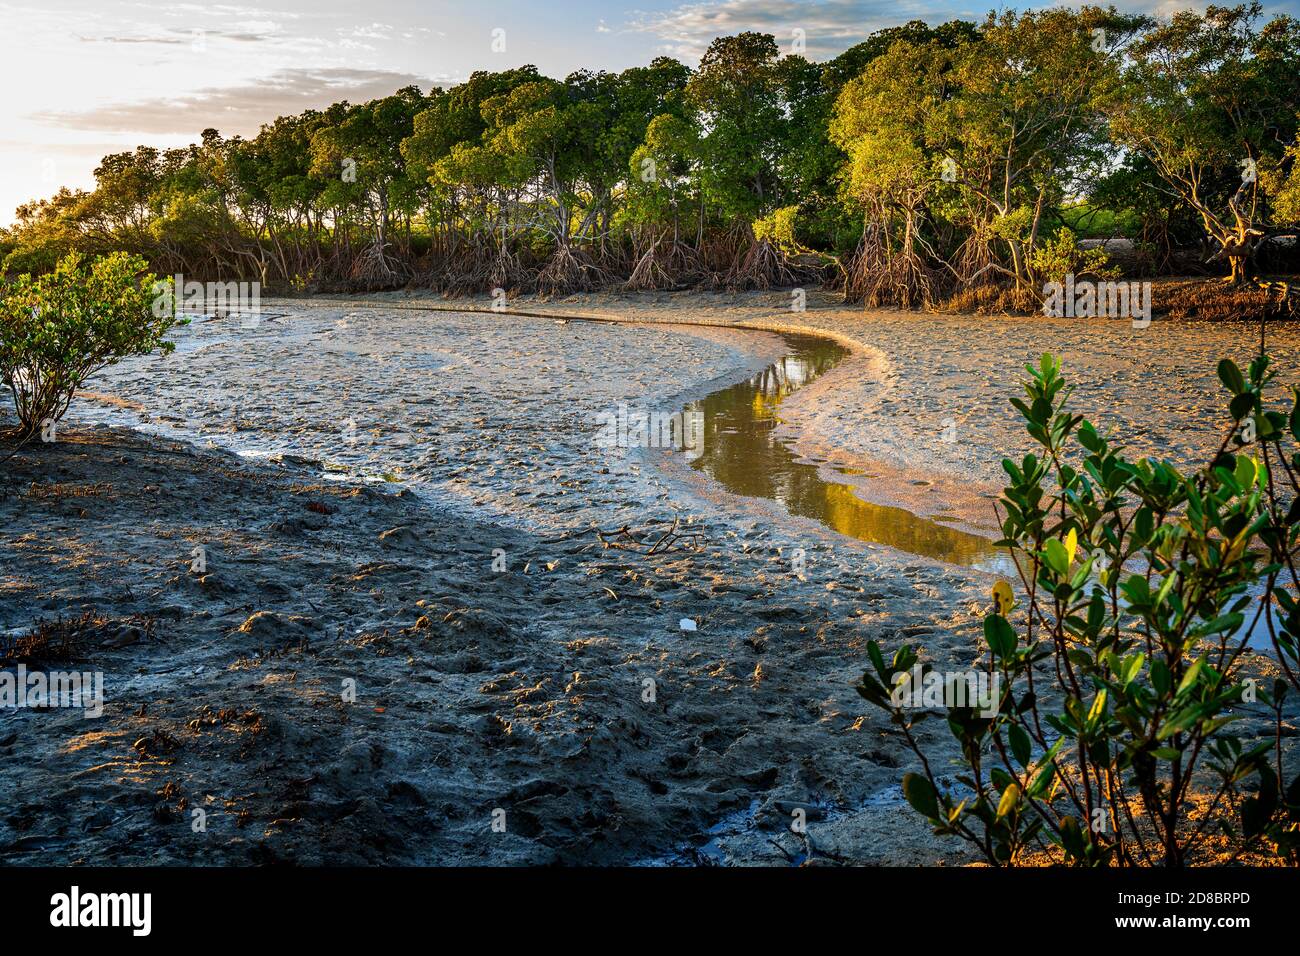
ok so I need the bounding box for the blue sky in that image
[1,0,1294,225]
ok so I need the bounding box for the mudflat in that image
[3,291,1296,864]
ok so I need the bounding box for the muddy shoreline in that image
[2,305,991,865]
[4,293,1297,865]
[293,288,1300,535]
[2,424,990,865]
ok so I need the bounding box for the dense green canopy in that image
[3,4,1298,304]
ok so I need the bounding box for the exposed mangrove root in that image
[536,244,609,296]
[724,237,801,291]
[843,219,939,309]
[349,241,411,291]
[948,229,999,293]
[438,242,534,296]
[625,235,702,291]
[1256,279,1300,314]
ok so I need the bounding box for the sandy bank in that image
[309,288,1300,535]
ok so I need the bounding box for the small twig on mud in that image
[645,518,681,555]
[595,518,705,555]
[0,429,37,466]
[594,524,636,549]
[538,530,580,545]
[803,834,854,865]
[767,836,799,864]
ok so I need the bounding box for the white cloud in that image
[625,0,1299,61]
[627,0,948,60]
[350,22,396,40]
[45,68,449,137]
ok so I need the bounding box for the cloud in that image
[350,22,396,40]
[626,0,1295,61]
[627,0,953,60]
[81,30,274,44]
[80,34,187,44]
[78,19,287,45]
[43,68,450,137]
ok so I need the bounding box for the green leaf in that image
[902,773,940,820]
[1154,571,1178,610]
[1230,392,1256,422]
[1058,815,1086,857]
[984,614,1017,659]
[1218,358,1245,395]
[1009,724,1032,766]
[1233,454,1258,488]
[1078,421,1103,453]
[1151,659,1171,696]
[1086,689,1108,726]
[1027,741,1064,798]
[1043,538,1069,576]
[1176,657,1204,696]
[866,641,887,682]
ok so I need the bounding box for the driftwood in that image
[594,517,704,555]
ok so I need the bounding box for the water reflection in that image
[687,334,1011,573]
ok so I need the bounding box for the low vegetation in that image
[858,346,1300,865]
[0,252,176,438]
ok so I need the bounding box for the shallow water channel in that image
[685,333,1010,573]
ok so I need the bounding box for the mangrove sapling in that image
[0,252,177,439]
[858,351,1300,866]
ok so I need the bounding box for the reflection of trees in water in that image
[818,484,996,566]
[750,342,839,403]
[691,334,1002,568]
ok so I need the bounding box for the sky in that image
[0,0,1291,226]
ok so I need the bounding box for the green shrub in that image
[858,351,1300,866]
[1026,226,1117,286]
[0,251,176,438]
[1,237,75,279]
